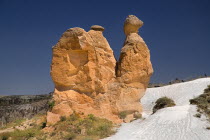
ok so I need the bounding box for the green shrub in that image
[119,111,127,119]
[153,97,176,113]
[194,113,201,118]
[60,116,67,122]
[28,132,35,137]
[69,112,80,121]
[0,135,9,140]
[88,114,96,121]
[41,122,47,129]
[86,119,114,137]
[48,100,55,110]
[204,85,210,93]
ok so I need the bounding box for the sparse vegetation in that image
[1,135,9,140]
[119,111,127,119]
[41,122,47,129]
[64,132,76,140]
[204,85,210,94]
[206,127,210,130]
[194,113,201,118]
[190,85,210,121]
[0,126,43,140]
[0,118,26,130]
[51,112,115,139]
[60,116,67,122]
[0,112,116,140]
[48,100,55,110]
[153,96,176,113]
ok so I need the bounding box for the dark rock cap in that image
[124,15,143,35]
[90,25,105,32]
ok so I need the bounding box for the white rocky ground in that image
[105,78,210,140]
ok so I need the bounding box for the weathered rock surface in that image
[124,15,143,35]
[116,15,153,114]
[91,25,105,32]
[51,27,116,94]
[49,15,153,124]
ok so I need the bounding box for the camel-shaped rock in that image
[48,15,153,124]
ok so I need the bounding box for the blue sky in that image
[0,0,210,95]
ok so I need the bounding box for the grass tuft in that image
[153,96,176,113]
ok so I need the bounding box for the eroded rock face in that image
[115,15,153,116]
[51,27,116,94]
[49,15,153,124]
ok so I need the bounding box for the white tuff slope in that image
[105,78,210,140]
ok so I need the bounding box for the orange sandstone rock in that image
[48,15,153,124]
[46,112,61,125]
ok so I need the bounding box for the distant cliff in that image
[0,94,52,127]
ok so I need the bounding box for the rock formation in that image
[48,15,153,124]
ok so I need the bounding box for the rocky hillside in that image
[0,94,52,127]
